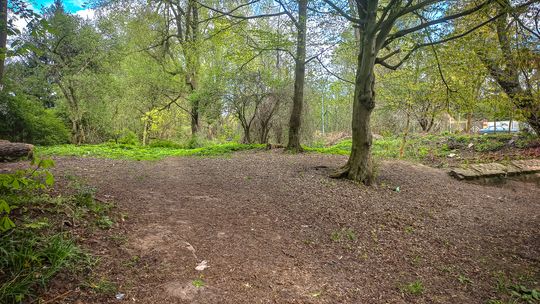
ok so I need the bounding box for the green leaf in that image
[11,179,20,190]
[24,218,50,229]
[40,159,55,169]
[0,199,10,213]
[0,216,16,232]
[45,172,55,186]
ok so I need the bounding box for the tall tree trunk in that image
[400,110,411,158]
[465,112,472,133]
[142,119,149,146]
[58,81,86,144]
[477,2,540,135]
[182,0,200,137]
[332,52,377,183]
[331,2,378,184]
[190,97,199,134]
[242,125,251,144]
[286,0,307,152]
[0,0,7,88]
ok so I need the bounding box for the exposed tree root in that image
[329,164,373,185]
[284,144,304,154]
[329,165,350,179]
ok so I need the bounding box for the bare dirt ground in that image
[43,151,539,303]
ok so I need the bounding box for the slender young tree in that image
[199,0,310,151]
[323,0,518,184]
[156,0,202,136]
[0,0,8,87]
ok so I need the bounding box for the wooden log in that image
[0,140,34,162]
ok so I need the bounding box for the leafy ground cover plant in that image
[0,158,115,303]
[37,143,265,161]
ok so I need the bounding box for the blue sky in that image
[30,0,87,13]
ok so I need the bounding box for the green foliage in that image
[457,274,473,285]
[83,278,117,294]
[149,139,183,149]
[307,133,537,164]
[474,140,506,152]
[37,143,265,161]
[0,157,114,303]
[490,272,540,304]
[0,158,55,232]
[0,232,83,303]
[117,130,139,146]
[400,280,424,295]
[508,285,540,303]
[192,279,205,288]
[23,218,50,230]
[0,91,70,146]
[186,136,210,149]
[330,228,357,242]
[96,216,114,230]
[515,134,540,149]
[73,185,97,208]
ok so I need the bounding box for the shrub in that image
[117,130,139,145]
[474,141,506,152]
[0,92,70,145]
[149,139,183,149]
[515,133,540,149]
[185,136,209,149]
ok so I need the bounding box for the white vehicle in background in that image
[479,121,520,134]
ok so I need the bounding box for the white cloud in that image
[12,16,29,33]
[76,8,95,20]
[10,2,35,33]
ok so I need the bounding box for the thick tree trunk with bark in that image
[331,66,376,183]
[58,81,86,144]
[324,0,500,183]
[465,113,473,133]
[477,3,540,135]
[286,0,307,153]
[331,6,378,184]
[0,0,7,88]
[0,140,34,162]
[241,125,251,144]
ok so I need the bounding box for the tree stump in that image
[0,140,34,162]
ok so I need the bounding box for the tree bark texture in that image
[331,2,378,184]
[286,0,308,152]
[0,0,8,87]
[477,2,540,134]
[0,140,34,162]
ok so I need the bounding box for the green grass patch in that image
[400,280,425,296]
[36,142,265,161]
[305,137,427,159]
[1,161,113,303]
[306,133,538,164]
[0,232,85,303]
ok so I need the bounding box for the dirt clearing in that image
[40,151,539,303]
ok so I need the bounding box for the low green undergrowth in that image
[0,232,84,303]
[305,137,434,160]
[306,133,539,163]
[0,160,112,303]
[37,142,265,160]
